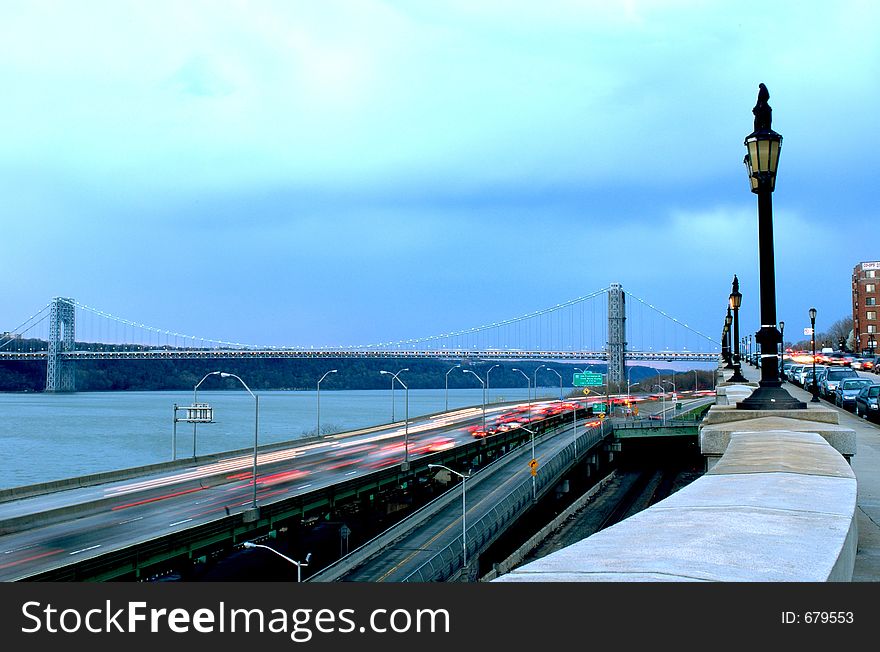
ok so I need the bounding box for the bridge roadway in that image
[0,348,718,362]
[0,400,552,581]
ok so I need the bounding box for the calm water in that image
[0,386,555,490]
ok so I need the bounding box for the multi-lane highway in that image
[0,398,577,580]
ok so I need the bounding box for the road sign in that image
[592,402,607,413]
[804,327,814,336]
[573,372,604,387]
[598,413,606,421]
[528,458,539,470]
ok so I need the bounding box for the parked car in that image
[855,384,880,422]
[834,378,875,411]
[804,367,827,393]
[820,367,860,399]
[787,364,805,385]
[798,364,826,388]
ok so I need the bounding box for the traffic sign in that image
[528,458,539,470]
[573,372,604,387]
[804,327,814,336]
[592,402,607,413]
[598,413,606,421]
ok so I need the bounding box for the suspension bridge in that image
[1,283,720,392]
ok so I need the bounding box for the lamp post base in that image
[737,380,806,410]
[728,364,748,383]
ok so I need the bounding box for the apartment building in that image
[852,261,880,353]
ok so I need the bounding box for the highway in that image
[0,398,574,581]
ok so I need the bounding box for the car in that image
[855,383,880,422]
[820,367,860,399]
[834,378,875,411]
[803,367,827,393]
[823,351,854,367]
[851,355,874,371]
[787,364,805,385]
[798,364,826,388]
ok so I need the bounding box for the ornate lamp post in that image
[723,308,734,369]
[810,308,820,403]
[778,321,786,381]
[738,84,805,409]
[729,276,747,383]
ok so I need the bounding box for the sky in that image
[2,0,879,353]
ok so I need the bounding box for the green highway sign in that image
[592,403,607,413]
[573,372,604,387]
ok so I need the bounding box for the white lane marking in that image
[296,484,312,490]
[4,544,37,554]
[70,545,101,556]
[118,516,144,525]
[344,471,357,476]
[168,518,193,527]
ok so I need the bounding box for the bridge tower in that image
[607,283,626,388]
[46,297,76,392]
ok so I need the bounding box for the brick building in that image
[852,261,880,354]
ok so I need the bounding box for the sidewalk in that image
[731,362,880,581]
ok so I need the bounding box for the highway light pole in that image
[218,372,260,510]
[654,384,667,425]
[662,379,676,417]
[512,368,532,424]
[546,368,563,400]
[380,369,410,470]
[533,364,547,403]
[810,308,820,403]
[516,425,538,502]
[463,369,486,432]
[388,367,409,422]
[316,370,337,436]
[738,84,805,409]
[192,371,222,458]
[486,364,500,406]
[428,464,470,569]
[242,542,310,582]
[445,364,461,411]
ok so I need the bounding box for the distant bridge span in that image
[0,349,718,363]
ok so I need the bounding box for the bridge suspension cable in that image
[625,291,719,350]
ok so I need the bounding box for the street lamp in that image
[728,276,747,382]
[723,309,733,369]
[463,369,486,432]
[445,364,461,411]
[546,368,563,400]
[428,464,470,568]
[192,370,222,458]
[778,321,786,381]
[533,364,547,401]
[662,379,676,417]
[380,370,410,469]
[388,367,409,422]
[242,542,310,582]
[486,364,500,406]
[810,308,820,403]
[654,384,667,425]
[738,83,805,409]
[512,368,531,424]
[316,370,337,436]
[218,372,260,510]
[515,425,538,502]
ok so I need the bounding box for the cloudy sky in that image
[2,0,878,352]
